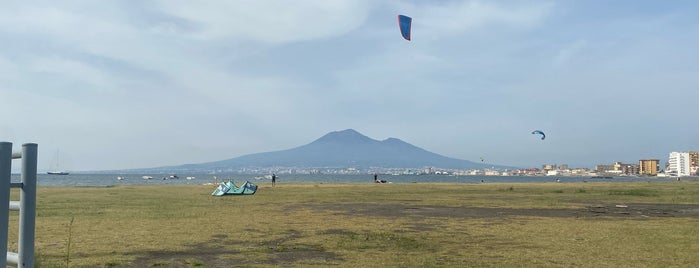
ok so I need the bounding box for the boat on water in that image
[47,149,69,175]
[162,175,179,180]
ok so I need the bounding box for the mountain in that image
[167,129,503,171]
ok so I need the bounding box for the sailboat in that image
[47,149,69,175]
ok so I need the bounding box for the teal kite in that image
[531,130,546,140]
[211,181,258,196]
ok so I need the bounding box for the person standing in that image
[374,173,378,183]
[272,173,276,187]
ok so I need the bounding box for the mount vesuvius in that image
[165,129,503,172]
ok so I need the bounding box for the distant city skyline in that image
[1,1,698,171]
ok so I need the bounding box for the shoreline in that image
[30,179,699,189]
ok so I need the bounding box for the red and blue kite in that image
[398,15,412,41]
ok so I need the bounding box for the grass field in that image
[6,180,699,267]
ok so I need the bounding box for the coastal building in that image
[546,170,557,176]
[667,152,691,177]
[613,162,639,176]
[484,170,501,176]
[542,164,556,171]
[571,168,590,176]
[690,151,699,175]
[639,159,660,176]
[513,168,540,176]
[595,164,614,173]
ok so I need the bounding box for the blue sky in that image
[1,1,698,171]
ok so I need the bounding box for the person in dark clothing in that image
[272,173,276,187]
[374,174,387,183]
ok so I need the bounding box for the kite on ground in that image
[531,130,546,140]
[398,15,412,41]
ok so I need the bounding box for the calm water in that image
[8,173,689,187]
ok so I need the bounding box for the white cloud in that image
[414,1,554,38]
[154,0,371,43]
[26,56,114,92]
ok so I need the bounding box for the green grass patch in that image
[608,188,658,196]
[8,180,699,267]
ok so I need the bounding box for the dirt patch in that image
[129,231,341,268]
[262,229,342,267]
[294,203,699,219]
[584,203,699,218]
[129,234,241,268]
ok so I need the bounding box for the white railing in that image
[1,142,37,268]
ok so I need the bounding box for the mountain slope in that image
[177,129,497,170]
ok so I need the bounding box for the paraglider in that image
[531,130,546,140]
[398,15,412,41]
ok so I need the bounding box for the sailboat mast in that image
[47,149,69,175]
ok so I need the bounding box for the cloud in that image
[26,56,115,93]
[412,1,554,38]
[153,0,372,43]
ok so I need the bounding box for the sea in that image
[8,173,692,187]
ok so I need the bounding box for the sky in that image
[2,1,699,172]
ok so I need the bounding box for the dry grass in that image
[5,181,699,267]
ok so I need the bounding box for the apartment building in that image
[639,159,659,176]
[668,152,691,177]
[595,164,615,173]
[542,164,556,171]
[690,151,699,175]
[613,162,639,175]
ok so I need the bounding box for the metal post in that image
[0,142,12,266]
[18,143,37,268]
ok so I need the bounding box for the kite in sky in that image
[531,130,546,140]
[398,15,412,41]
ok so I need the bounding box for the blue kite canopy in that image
[531,130,546,140]
[398,15,412,41]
